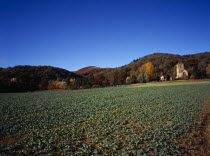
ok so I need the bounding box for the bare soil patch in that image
[203,96,210,153]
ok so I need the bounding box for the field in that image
[1,80,210,155]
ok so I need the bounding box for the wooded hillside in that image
[81,52,210,87]
[74,66,112,76]
[0,66,81,92]
[0,52,210,92]
[125,52,210,79]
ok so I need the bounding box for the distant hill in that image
[0,65,81,92]
[74,66,112,75]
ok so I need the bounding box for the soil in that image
[203,96,210,153]
[174,96,210,156]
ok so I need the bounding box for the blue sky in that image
[1,0,210,71]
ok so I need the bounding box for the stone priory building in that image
[176,62,188,79]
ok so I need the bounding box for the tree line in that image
[0,52,210,92]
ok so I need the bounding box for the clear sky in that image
[1,0,210,71]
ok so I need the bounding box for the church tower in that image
[177,62,184,73]
[176,62,188,79]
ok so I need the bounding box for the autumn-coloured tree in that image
[116,70,128,85]
[137,73,144,83]
[190,75,195,79]
[144,73,150,83]
[87,74,94,86]
[125,77,131,84]
[172,65,177,77]
[126,74,137,84]
[130,74,137,84]
[106,70,117,86]
[47,80,68,90]
[102,78,110,87]
[10,77,17,83]
[140,62,155,80]
[94,73,105,87]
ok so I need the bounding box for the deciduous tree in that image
[206,63,210,78]
[137,73,144,83]
[140,62,155,79]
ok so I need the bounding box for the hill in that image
[74,66,112,75]
[87,52,210,87]
[124,52,210,77]
[0,65,82,92]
